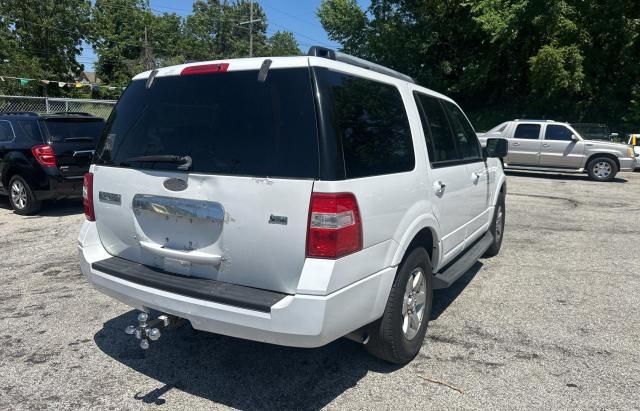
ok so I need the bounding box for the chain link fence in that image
[0,95,117,119]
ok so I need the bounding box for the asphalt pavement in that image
[0,170,639,410]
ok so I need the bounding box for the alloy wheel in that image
[10,180,27,210]
[402,267,427,340]
[593,161,612,179]
[495,205,504,241]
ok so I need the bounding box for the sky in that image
[80,0,370,72]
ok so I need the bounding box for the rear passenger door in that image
[507,123,542,166]
[413,93,476,263]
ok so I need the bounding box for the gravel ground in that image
[0,171,639,410]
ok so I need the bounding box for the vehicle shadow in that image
[0,196,82,217]
[94,311,402,409]
[39,199,83,217]
[505,170,628,183]
[431,262,483,321]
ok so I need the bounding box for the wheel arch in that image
[390,215,440,271]
[585,153,620,170]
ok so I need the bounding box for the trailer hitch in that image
[125,312,178,350]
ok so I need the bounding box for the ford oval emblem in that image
[163,178,188,192]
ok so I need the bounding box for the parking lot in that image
[0,171,639,410]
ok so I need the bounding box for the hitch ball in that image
[147,328,161,341]
[124,312,176,350]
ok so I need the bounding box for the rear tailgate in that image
[43,117,105,178]
[91,61,319,294]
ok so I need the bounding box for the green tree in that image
[0,0,90,95]
[318,0,640,130]
[268,31,301,56]
[183,0,269,61]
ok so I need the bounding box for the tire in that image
[364,247,433,365]
[483,191,505,258]
[587,157,618,182]
[8,175,41,215]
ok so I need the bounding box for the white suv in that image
[78,47,507,364]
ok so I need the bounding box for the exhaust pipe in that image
[344,328,369,345]
[124,312,180,350]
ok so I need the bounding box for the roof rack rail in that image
[0,111,40,116]
[308,46,416,84]
[514,119,556,122]
[50,111,95,116]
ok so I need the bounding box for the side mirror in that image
[571,134,579,141]
[610,132,619,139]
[484,138,508,158]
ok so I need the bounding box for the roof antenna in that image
[258,59,272,82]
[145,69,159,89]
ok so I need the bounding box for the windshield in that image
[571,124,610,140]
[44,119,105,143]
[94,68,319,179]
[487,122,508,134]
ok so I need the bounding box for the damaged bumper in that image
[78,221,396,348]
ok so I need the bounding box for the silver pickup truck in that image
[478,120,638,181]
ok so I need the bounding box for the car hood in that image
[586,140,631,150]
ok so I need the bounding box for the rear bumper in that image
[34,175,83,200]
[78,221,396,348]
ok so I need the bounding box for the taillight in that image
[31,145,56,167]
[307,193,362,259]
[83,172,95,221]
[180,63,229,75]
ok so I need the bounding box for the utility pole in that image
[249,0,253,57]
[238,0,261,57]
[143,26,155,70]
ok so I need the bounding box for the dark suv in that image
[0,112,105,214]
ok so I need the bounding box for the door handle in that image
[471,172,480,183]
[512,142,520,146]
[542,143,550,147]
[433,181,446,196]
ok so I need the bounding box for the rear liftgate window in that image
[95,68,320,179]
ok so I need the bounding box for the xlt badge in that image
[268,215,288,225]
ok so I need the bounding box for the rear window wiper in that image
[64,137,95,142]
[121,155,193,170]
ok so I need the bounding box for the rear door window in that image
[95,68,319,179]
[316,69,414,178]
[44,119,105,143]
[514,124,541,140]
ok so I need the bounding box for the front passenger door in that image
[539,124,585,168]
[440,101,491,243]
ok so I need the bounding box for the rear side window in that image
[545,125,573,141]
[15,121,43,143]
[95,68,319,179]
[316,70,414,178]
[0,121,14,142]
[441,101,482,160]
[514,124,541,140]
